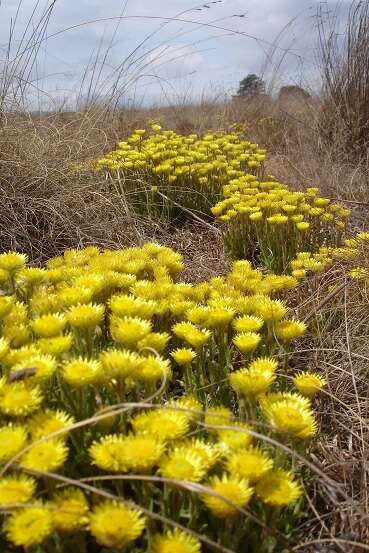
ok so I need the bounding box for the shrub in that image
[95,125,266,224]
[212,176,350,273]
[0,243,323,552]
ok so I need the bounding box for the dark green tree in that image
[237,74,265,96]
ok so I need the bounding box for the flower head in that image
[275,319,306,341]
[225,447,273,484]
[131,409,189,442]
[0,382,43,416]
[172,321,211,349]
[0,252,27,273]
[293,371,326,398]
[0,475,36,505]
[89,501,145,549]
[110,316,152,347]
[261,393,317,439]
[201,474,253,517]
[255,468,302,506]
[5,504,53,548]
[20,439,69,472]
[0,424,28,463]
[230,365,276,397]
[159,448,207,482]
[216,422,253,452]
[28,409,75,440]
[31,313,66,338]
[150,530,201,553]
[66,303,104,329]
[100,348,141,380]
[233,315,264,333]
[233,332,261,353]
[135,355,172,384]
[50,488,89,532]
[62,357,103,387]
[171,348,197,365]
[90,433,164,472]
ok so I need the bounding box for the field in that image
[1,2,369,552]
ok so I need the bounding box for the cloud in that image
[0,0,348,107]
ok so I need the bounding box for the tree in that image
[237,74,265,97]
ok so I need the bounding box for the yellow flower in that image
[10,354,57,383]
[0,296,14,318]
[134,355,171,384]
[233,315,264,333]
[90,433,164,472]
[110,316,152,347]
[0,336,10,359]
[31,313,66,337]
[20,439,69,472]
[296,221,310,231]
[36,334,73,356]
[204,307,235,328]
[131,409,189,442]
[293,372,326,398]
[0,475,36,505]
[254,298,287,321]
[150,530,201,553]
[109,294,156,319]
[62,357,103,387]
[261,394,317,439]
[28,409,75,440]
[216,422,253,451]
[233,332,261,353]
[138,332,170,353]
[5,503,53,548]
[172,321,211,349]
[89,501,145,549]
[204,406,232,429]
[171,348,197,365]
[255,469,302,506]
[230,365,276,397]
[249,356,278,373]
[225,447,273,484]
[57,286,93,308]
[178,438,220,470]
[0,382,43,416]
[50,488,89,532]
[0,424,28,462]
[201,474,253,517]
[159,448,207,482]
[66,303,104,329]
[275,319,306,341]
[0,252,27,272]
[100,348,141,379]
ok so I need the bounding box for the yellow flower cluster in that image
[0,245,325,552]
[212,177,351,273]
[96,125,266,223]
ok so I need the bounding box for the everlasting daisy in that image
[66,303,104,329]
[0,382,43,416]
[100,348,141,380]
[20,439,69,472]
[0,424,28,463]
[216,422,253,452]
[31,313,66,338]
[50,488,89,532]
[89,501,145,549]
[261,394,318,439]
[0,252,27,273]
[232,315,264,333]
[0,475,36,505]
[170,348,197,365]
[201,474,253,518]
[36,334,73,356]
[233,332,261,353]
[293,371,326,398]
[230,365,276,398]
[150,529,201,553]
[28,409,75,440]
[62,357,103,387]
[110,316,152,347]
[135,355,171,384]
[255,468,302,506]
[159,448,207,482]
[5,503,53,548]
[90,433,164,472]
[225,447,273,484]
[275,320,306,341]
[10,354,57,383]
[174,439,220,471]
[138,331,170,353]
[131,409,189,442]
[172,321,211,349]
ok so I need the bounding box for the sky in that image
[0,0,350,109]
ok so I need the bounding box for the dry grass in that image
[1,78,369,553]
